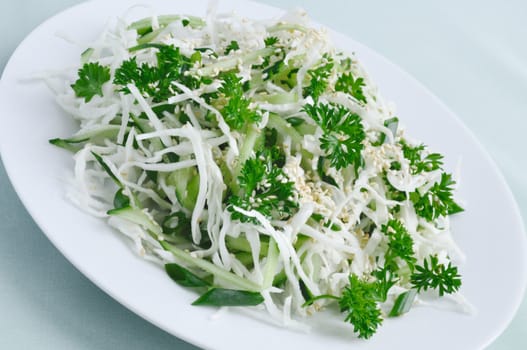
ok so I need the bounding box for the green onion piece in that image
[192,288,264,306]
[91,151,123,188]
[165,263,210,287]
[113,189,130,209]
[388,289,417,317]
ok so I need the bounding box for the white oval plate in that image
[1,0,526,349]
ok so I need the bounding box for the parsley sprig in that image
[303,218,461,339]
[335,72,367,103]
[339,275,383,339]
[302,274,384,339]
[217,72,261,130]
[370,220,415,301]
[71,62,111,102]
[114,44,199,102]
[381,219,417,271]
[228,148,298,223]
[411,173,464,221]
[264,36,279,46]
[224,40,240,55]
[411,255,462,296]
[303,102,365,170]
[401,141,444,174]
[303,54,334,101]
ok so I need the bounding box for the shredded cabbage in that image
[46,5,471,338]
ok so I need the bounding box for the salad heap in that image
[49,8,466,339]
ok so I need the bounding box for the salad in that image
[48,6,468,339]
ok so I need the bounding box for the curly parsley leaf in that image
[411,255,462,296]
[411,173,464,221]
[224,40,240,55]
[339,275,383,339]
[304,269,401,339]
[303,102,365,170]
[335,72,367,103]
[303,54,334,101]
[370,267,398,303]
[217,72,261,130]
[264,36,279,47]
[71,62,111,102]
[114,44,198,102]
[370,220,416,303]
[381,219,417,271]
[401,141,444,174]
[228,148,298,223]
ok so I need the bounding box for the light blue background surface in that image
[1,0,526,349]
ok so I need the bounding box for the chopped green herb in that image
[71,62,111,102]
[411,255,462,296]
[335,72,367,103]
[114,44,198,102]
[382,219,417,271]
[228,148,298,223]
[412,173,463,221]
[402,141,444,174]
[217,72,261,130]
[339,275,383,339]
[303,54,334,101]
[304,102,365,170]
[224,40,240,54]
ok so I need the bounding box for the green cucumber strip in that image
[299,279,314,302]
[239,126,261,166]
[388,289,417,317]
[317,157,338,187]
[129,42,166,52]
[130,114,165,152]
[268,23,308,33]
[230,126,261,192]
[262,238,279,289]
[162,211,191,236]
[80,48,94,63]
[160,241,261,292]
[168,166,199,211]
[267,113,303,145]
[128,15,205,36]
[294,121,317,136]
[49,125,124,152]
[165,263,210,287]
[192,288,264,306]
[225,235,269,256]
[196,47,274,76]
[301,293,339,307]
[286,116,305,126]
[91,151,123,188]
[253,92,298,105]
[272,270,287,287]
[107,206,162,235]
[49,138,84,153]
[136,28,165,45]
[373,117,399,146]
[234,252,254,268]
[385,117,399,138]
[130,114,151,133]
[113,189,130,209]
[184,174,200,210]
[293,234,310,250]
